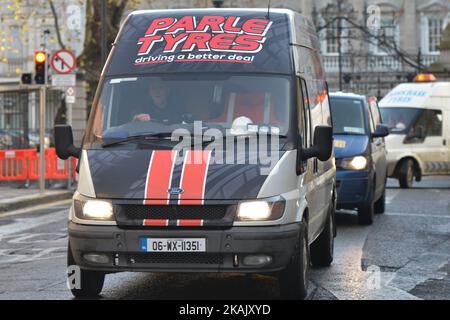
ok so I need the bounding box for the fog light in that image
[242,255,272,266]
[83,253,110,264]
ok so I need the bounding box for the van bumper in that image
[68,222,300,273]
[335,169,371,209]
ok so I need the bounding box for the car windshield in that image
[379,107,422,134]
[84,74,291,148]
[329,97,366,135]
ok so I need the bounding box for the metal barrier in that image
[0,148,76,181]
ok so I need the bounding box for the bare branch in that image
[48,0,66,49]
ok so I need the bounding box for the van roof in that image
[379,82,450,109]
[130,8,298,16]
[329,92,366,100]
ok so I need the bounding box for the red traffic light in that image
[35,51,46,63]
[34,51,47,84]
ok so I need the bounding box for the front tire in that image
[398,159,414,189]
[374,188,386,214]
[358,183,374,225]
[67,243,105,298]
[278,220,309,299]
[310,202,335,267]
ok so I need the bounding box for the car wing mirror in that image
[54,125,81,160]
[372,124,389,138]
[301,125,333,162]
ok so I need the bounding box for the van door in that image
[406,109,446,175]
[298,78,320,240]
[445,110,450,174]
[368,99,387,198]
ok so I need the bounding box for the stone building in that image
[134,0,450,97]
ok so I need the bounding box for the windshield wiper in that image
[101,132,173,148]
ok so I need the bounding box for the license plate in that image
[140,238,206,252]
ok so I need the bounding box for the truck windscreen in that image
[85,74,291,147]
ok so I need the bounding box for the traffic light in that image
[34,51,47,84]
[21,73,32,84]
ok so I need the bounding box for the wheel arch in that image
[394,156,422,179]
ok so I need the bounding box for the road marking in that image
[310,225,421,300]
[0,199,71,218]
[0,210,67,237]
[385,189,399,204]
[385,212,450,219]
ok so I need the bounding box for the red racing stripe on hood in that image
[178,150,211,205]
[143,150,177,205]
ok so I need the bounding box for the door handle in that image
[444,139,447,146]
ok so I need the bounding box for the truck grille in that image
[129,253,223,265]
[117,204,229,220]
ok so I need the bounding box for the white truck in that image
[379,76,450,188]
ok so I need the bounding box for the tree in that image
[317,0,425,79]
[78,0,140,112]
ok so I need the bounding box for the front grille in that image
[117,204,228,220]
[129,253,223,265]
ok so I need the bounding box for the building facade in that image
[136,0,450,97]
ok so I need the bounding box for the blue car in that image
[329,93,389,225]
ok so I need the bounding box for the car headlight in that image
[338,156,368,170]
[74,199,114,221]
[237,200,285,221]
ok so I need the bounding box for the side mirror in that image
[372,124,389,138]
[302,125,333,162]
[54,125,81,160]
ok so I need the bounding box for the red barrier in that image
[0,149,35,181]
[0,148,76,181]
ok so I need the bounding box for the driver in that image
[133,79,181,123]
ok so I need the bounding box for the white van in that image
[55,8,335,299]
[379,77,450,188]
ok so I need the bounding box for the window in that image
[428,18,443,53]
[85,74,292,147]
[368,98,382,131]
[380,107,422,134]
[371,16,399,54]
[330,97,366,135]
[326,19,340,54]
[298,78,311,147]
[413,109,443,137]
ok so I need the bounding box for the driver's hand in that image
[133,113,151,121]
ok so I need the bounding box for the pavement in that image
[0,184,73,213]
[0,176,448,300]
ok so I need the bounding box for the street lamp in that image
[212,0,224,8]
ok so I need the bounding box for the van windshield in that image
[379,107,422,134]
[84,74,291,147]
[329,97,366,135]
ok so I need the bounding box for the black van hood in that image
[87,149,281,201]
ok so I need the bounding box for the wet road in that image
[0,177,448,300]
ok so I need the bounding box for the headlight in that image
[74,199,114,221]
[237,200,285,221]
[338,156,368,170]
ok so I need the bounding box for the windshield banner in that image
[107,11,292,75]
